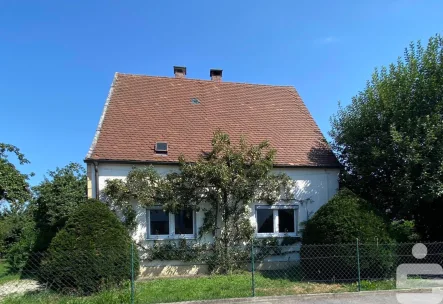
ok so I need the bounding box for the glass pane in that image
[257,209,274,233]
[278,209,295,233]
[150,210,169,235]
[175,209,194,235]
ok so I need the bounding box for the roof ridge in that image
[115,72,295,89]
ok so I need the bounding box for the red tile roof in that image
[85,73,339,167]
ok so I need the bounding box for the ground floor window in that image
[147,207,195,239]
[255,205,298,237]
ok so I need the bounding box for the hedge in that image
[39,199,139,294]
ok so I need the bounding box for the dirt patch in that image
[257,283,349,296]
[293,283,348,293]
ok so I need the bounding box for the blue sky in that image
[1,0,442,186]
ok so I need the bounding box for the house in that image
[85,67,339,272]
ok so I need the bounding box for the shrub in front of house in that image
[300,189,394,281]
[39,199,139,294]
[6,224,36,274]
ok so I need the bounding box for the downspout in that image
[93,161,99,199]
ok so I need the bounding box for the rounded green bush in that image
[300,189,394,281]
[39,199,139,294]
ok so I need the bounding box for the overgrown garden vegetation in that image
[0,147,137,295]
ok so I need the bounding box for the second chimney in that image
[174,66,187,78]
[210,69,223,81]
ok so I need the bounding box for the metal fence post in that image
[356,238,361,292]
[131,242,135,304]
[251,242,255,297]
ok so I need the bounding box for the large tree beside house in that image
[85,66,340,275]
[330,35,443,240]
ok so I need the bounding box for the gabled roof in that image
[85,72,339,167]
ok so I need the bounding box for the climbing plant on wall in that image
[103,131,298,273]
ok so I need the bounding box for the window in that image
[147,207,195,239]
[155,142,168,155]
[257,209,273,233]
[150,210,169,235]
[255,205,298,237]
[174,209,194,234]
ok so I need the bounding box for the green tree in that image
[301,189,394,281]
[2,209,36,272]
[32,162,87,251]
[302,189,391,245]
[330,35,443,240]
[0,143,33,208]
[104,131,295,273]
[0,209,35,258]
[0,143,35,266]
[40,200,138,294]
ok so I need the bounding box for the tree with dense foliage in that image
[0,209,31,256]
[0,143,35,268]
[389,220,420,243]
[40,200,138,294]
[3,209,36,272]
[301,189,394,281]
[104,131,296,273]
[0,143,33,208]
[32,162,87,251]
[330,35,443,240]
[302,189,391,245]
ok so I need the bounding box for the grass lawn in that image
[2,273,397,304]
[0,260,20,285]
[359,279,395,291]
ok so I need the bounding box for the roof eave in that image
[83,158,341,169]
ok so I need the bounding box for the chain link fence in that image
[1,241,443,303]
[0,246,135,299]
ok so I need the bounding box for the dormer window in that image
[155,142,168,155]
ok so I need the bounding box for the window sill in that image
[255,233,297,238]
[146,235,196,240]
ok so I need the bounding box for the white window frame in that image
[146,206,196,240]
[255,204,298,238]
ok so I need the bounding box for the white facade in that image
[88,163,339,245]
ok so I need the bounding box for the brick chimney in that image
[173,66,186,78]
[210,69,223,81]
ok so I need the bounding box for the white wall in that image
[90,163,339,245]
